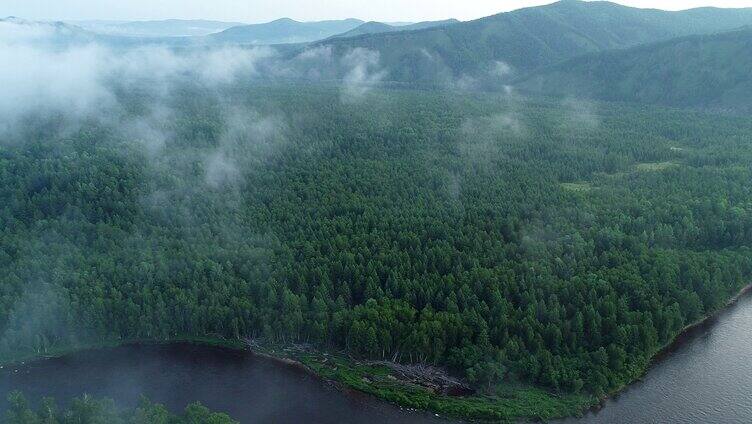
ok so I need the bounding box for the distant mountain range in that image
[7,0,752,111]
[62,17,459,45]
[72,19,243,37]
[0,16,192,47]
[308,0,752,84]
[328,19,459,40]
[1,16,104,45]
[206,18,365,44]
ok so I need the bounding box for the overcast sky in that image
[4,0,752,23]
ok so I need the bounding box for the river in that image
[2,293,751,423]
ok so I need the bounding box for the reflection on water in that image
[565,293,752,424]
[0,343,444,424]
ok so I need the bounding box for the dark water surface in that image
[565,292,752,424]
[0,343,444,423]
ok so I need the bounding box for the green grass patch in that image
[561,182,593,192]
[634,161,678,172]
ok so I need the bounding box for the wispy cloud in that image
[340,47,387,101]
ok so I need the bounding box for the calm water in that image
[2,293,751,423]
[565,291,752,424]
[0,343,444,423]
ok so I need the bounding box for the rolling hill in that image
[307,0,752,84]
[517,27,752,111]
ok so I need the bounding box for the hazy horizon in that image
[4,0,752,24]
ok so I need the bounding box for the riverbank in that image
[252,283,752,422]
[657,282,752,358]
[246,342,593,422]
[587,282,752,414]
[2,284,750,423]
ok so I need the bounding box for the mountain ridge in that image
[516,26,752,111]
[304,0,752,85]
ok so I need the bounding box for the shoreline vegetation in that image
[582,282,752,416]
[651,282,752,365]
[3,283,750,423]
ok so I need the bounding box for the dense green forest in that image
[3,392,237,424]
[1,84,750,399]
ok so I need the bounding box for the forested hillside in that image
[1,85,750,397]
[306,0,752,85]
[518,27,752,111]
